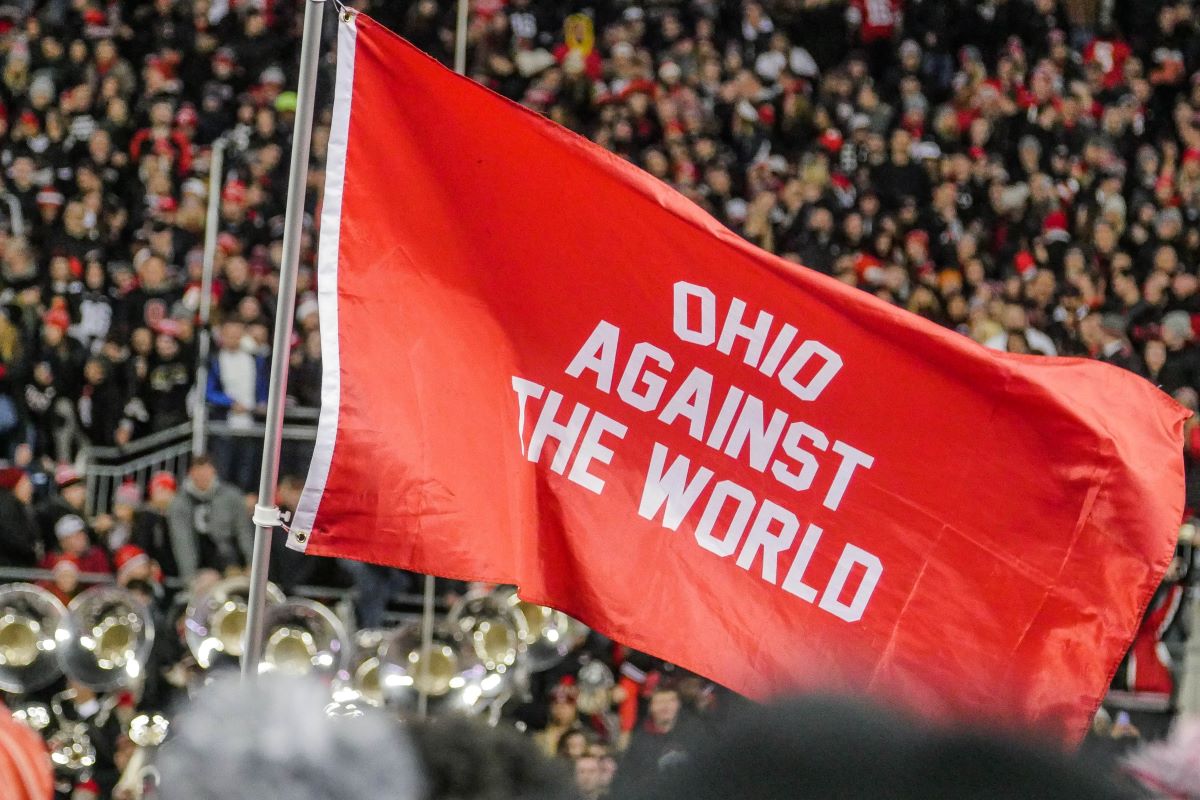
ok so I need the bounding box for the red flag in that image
[291,13,1187,742]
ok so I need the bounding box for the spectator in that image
[574,753,605,800]
[985,302,1059,356]
[30,301,86,459]
[93,480,141,552]
[534,682,581,757]
[77,355,128,447]
[41,553,81,605]
[557,728,589,760]
[587,741,617,797]
[619,686,694,782]
[141,329,193,433]
[132,470,179,579]
[206,318,268,490]
[1096,313,1145,374]
[167,455,252,580]
[35,464,89,554]
[340,558,415,630]
[43,513,111,575]
[0,463,39,565]
[113,544,159,591]
[1160,310,1200,392]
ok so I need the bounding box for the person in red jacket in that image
[128,97,193,175]
[42,514,112,575]
[1083,29,1131,91]
[847,0,902,78]
[40,553,81,605]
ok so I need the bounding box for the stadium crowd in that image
[0,0,1199,797]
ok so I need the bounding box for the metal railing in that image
[80,407,321,515]
[63,409,453,624]
[82,423,194,516]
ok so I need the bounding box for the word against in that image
[510,282,884,624]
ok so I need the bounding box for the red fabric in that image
[42,548,111,576]
[0,708,54,800]
[294,15,1187,744]
[617,675,641,733]
[1121,584,1184,697]
[1083,39,1132,90]
[850,0,901,43]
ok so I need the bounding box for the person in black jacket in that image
[1160,310,1200,393]
[617,686,697,786]
[0,465,40,566]
[141,331,192,433]
[77,356,127,448]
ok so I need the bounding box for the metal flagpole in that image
[416,0,471,717]
[191,137,226,457]
[454,0,469,75]
[416,573,436,718]
[241,0,326,679]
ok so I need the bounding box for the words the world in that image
[510,282,884,624]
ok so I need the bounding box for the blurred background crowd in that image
[0,0,1199,797]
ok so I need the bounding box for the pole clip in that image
[253,504,291,529]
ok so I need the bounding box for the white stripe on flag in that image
[291,12,358,547]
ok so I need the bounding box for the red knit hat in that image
[42,306,70,332]
[149,471,177,495]
[50,553,80,575]
[819,128,844,153]
[114,545,149,579]
[113,481,142,508]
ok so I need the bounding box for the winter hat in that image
[42,306,70,332]
[55,465,83,490]
[296,296,319,325]
[149,471,177,495]
[114,482,142,508]
[54,514,86,540]
[35,189,64,207]
[818,128,844,153]
[50,554,80,575]
[1043,210,1069,236]
[221,180,247,205]
[114,545,149,580]
[1014,251,1037,278]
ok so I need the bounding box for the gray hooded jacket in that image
[167,476,252,579]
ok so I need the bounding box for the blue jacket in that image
[206,352,270,411]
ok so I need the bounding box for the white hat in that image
[54,514,86,540]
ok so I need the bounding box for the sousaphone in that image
[259,598,349,677]
[184,576,285,669]
[448,589,529,699]
[59,585,154,692]
[493,586,589,672]
[378,621,487,714]
[0,583,67,693]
